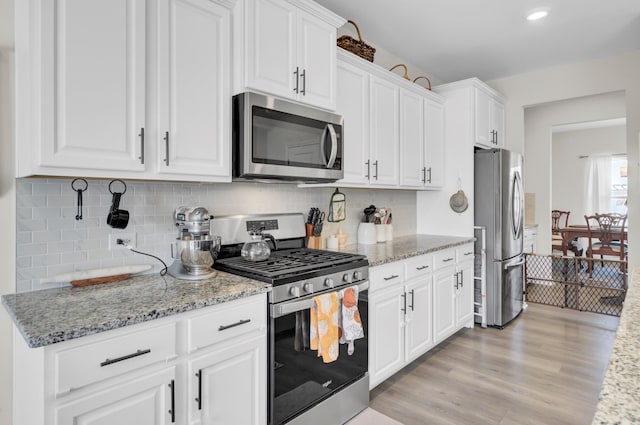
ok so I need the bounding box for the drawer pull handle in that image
[383,274,399,281]
[464,251,473,256]
[442,257,454,262]
[195,369,203,410]
[416,265,429,270]
[100,348,151,367]
[219,319,251,331]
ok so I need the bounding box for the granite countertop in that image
[341,234,475,267]
[592,267,640,424]
[1,271,270,349]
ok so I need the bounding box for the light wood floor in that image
[369,304,619,425]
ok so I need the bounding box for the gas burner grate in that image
[215,248,366,279]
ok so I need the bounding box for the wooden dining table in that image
[559,225,628,256]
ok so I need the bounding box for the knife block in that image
[307,236,322,249]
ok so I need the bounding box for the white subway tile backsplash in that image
[15,178,417,292]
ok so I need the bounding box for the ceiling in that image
[314,0,640,84]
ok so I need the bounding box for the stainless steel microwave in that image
[232,92,344,182]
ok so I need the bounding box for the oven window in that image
[252,106,342,170]
[272,294,368,425]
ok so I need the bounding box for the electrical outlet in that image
[109,232,137,250]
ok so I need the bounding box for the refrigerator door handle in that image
[503,257,525,270]
[511,171,524,240]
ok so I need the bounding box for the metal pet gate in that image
[524,254,627,317]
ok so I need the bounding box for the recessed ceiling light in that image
[526,8,549,21]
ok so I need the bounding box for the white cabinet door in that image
[55,367,175,425]
[433,267,456,343]
[245,0,296,100]
[188,334,266,425]
[424,100,445,188]
[370,76,400,186]
[404,276,433,363]
[336,60,370,185]
[34,0,146,174]
[474,87,493,148]
[492,98,505,148]
[157,0,231,180]
[369,284,404,389]
[399,89,425,188]
[297,12,336,110]
[456,261,475,328]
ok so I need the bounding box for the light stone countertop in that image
[1,271,270,348]
[340,234,476,267]
[592,267,640,424]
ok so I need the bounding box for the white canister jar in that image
[385,224,393,241]
[326,235,339,250]
[357,223,376,245]
[376,224,386,243]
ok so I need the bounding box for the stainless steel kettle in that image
[241,231,271,261]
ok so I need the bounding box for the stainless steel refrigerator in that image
[474,148,524,327]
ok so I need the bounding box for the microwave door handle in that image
[326,124,338,168]
[320,125,329,166]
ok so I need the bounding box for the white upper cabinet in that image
[15,0,234,182]
[156,0,231,179]
[235,0,344,110]
[474,85,505,148]
[334,50,445,190]
[16,0,147,176]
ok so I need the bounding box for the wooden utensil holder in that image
[307,236,322,249]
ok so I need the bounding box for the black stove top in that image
[214,248,368,285]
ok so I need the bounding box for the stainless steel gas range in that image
[212,213,369,425]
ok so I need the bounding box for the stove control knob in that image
[353,271,363,281]
[303,283,313,293]
[289,286,301,298]
[342,273,352,283]
[324,278,335,288]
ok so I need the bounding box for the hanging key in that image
[71,178,88,220]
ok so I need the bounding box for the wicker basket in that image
[337,20,375,62]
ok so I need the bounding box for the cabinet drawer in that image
[456,244,475,263]
[370,262,404,292]
[405,254,433,280]
[187,295,266,353]
[54,322,177,395]
[433,249,456,270]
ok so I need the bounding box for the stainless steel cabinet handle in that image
[163,131,170,166]
[401,292,406,313]
[195,370,202,410]
[100,348,151,367]
[422,167,426,183]
[138,128,145,164]
[427,167,432,183]
[464,251,474,256]
[219,319,251,331]
[409,289,415,311]
[459,270,464,287]
[383,274,399,281]
[373,160,379,180]
[168,379,176,423]
[293,67,299,93]
[443,257,454,262]
[300,68,306,95]
[365,160,371,179]
[416,265,429,270]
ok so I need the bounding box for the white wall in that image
[552,124,627,227]
[0,0,14,422]
[488,50,640,264]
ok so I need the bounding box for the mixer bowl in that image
[174,236,221,275]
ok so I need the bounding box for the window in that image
[610,156,627,214]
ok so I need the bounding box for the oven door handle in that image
[271,281,369,318]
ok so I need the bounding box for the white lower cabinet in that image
[54,367,176,425]
[368,255,434,389]
[369,245,475,389]
[13,294,267,425]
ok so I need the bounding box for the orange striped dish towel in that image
[310,292,340,363]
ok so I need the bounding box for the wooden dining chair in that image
[584,213,627,276]
[551,210,570,253]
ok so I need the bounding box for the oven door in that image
[269,282,368,425]
[233,92,344,182]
